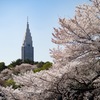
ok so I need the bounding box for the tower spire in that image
[27,16,29,31]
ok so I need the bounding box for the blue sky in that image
[0,0,90,65]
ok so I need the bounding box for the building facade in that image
[21,19,34,61]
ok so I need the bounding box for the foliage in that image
[8,59,35,68]
[43,62,52,70]
[0,62,6,72]
[33,61,52,73]
[37,61,45,68]
[5,79,20,89]
[8,59,22,68]
[24,59,34,65]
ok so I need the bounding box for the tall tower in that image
[21,18,34,61]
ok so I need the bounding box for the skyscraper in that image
[21,18,34,61]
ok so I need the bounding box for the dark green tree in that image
[23,59,34,65]
[0,62,6,72]
[8,59,22,68]
[37,61,44,68]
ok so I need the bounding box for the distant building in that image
[21,18,34,61]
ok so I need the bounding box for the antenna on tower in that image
[27,16,28,23]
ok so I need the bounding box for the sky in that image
[0,0,90,65]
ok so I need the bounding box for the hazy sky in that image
[0,0,90,65]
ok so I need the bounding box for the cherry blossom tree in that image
[49,0,100,99]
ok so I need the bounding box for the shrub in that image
[42,62,52,70]
[5,79,20,89]
[37,61,44,68]
[34,62,52,73]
